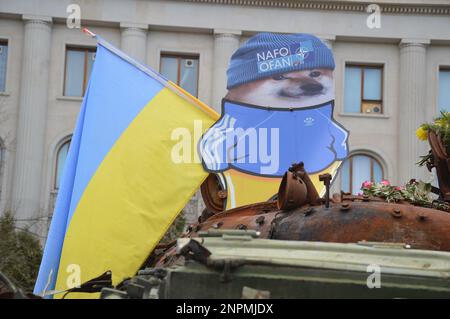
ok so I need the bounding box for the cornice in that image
[175,0,450,15]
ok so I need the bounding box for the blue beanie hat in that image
[227,33,335,89]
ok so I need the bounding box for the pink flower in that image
[362,181,373,188]
[395,186,403,191]
[381,180,390,186]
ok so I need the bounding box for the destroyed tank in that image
[99,133,450,299]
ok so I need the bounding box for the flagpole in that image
[82,28,96,38]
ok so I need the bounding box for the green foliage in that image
[420,111,450,155]
[416,153,432,167]
[361,182,403,203]
[0,212,43,293]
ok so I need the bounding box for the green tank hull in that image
[101,230,450,299]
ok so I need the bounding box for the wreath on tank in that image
[360,180,449,212]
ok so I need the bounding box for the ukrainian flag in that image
[33,36,218,298]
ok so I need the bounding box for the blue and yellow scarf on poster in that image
[199,99,349,208]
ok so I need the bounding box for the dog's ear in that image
[224,91,233,100]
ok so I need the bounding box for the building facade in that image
[0,0,450,238]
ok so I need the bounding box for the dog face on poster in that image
[226,69,334,108]
[200,33,349,209]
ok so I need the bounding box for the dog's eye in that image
[309,71,321,78]
[273,75,287,81]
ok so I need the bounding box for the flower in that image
[362,181,373,188]
[360,179,448,212]
[416,126,428,141]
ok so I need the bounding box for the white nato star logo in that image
[295,47,309,59]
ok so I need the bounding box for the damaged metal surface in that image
[155,200,450,270]
[155,162,450,269]
[188,200,450,250]
[200,173,227,213]
[277,170,308,210]
[270,200,450,251]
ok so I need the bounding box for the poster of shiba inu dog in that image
[199,32,349,209]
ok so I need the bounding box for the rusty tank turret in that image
[153,162,450,270]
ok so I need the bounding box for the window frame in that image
[344,63,384,114]
[53,137,72,191]
[63,45,96,97]
[341,154,384,194]
[0,39,9,93]
[160,52,200,97]
[438,66,450,113]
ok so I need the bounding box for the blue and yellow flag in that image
[34,36,218,298]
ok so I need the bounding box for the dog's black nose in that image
[301,83,323,94]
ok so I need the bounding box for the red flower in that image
[362,181,373,188]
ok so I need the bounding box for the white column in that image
[120,22,148,63]
[211,29,241,112]
[12,15,52,222]
[398,39,430,183]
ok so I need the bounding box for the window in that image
[341,154,383,195]
[54,139,71,190]
[160,54,199,97]
[439,69,450,112]
[344,64,383,114]
[0,41,8,92]
[64,47,96,97]
[0,140,3,204]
